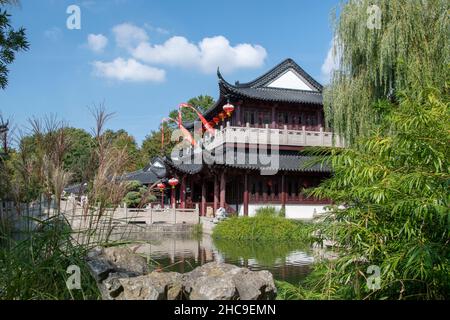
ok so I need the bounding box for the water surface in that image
[122,230,314,285]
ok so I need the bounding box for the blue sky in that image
[0,0,339,144]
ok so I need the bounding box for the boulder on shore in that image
[86,247,277,300]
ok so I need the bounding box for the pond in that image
[121,230,316,285]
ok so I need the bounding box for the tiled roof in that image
[219,81,323,105]
[230,58,323,92]
[121,169,159,185]
[185,58,324,128]
[164,152,330,174]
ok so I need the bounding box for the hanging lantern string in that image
[179,103,215,135]
[161,117,196,149]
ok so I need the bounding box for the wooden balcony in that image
[203,123,344,150]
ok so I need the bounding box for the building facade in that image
[128,59,342,219]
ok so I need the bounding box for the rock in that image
[187,274,238,300]
[183,262,276,300]
[100,272,131,300]
[102,247,149,276]
[86,259,114,282]
[118,272,183,300]
[230,269,277,300]
[86,247,277,300]
[119,276,161,300]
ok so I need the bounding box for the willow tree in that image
[324,0,449,145]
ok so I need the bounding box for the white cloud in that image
[87,34,108,53]
[321,38,340,83]
[113,23,149,50]
[92,58,166,82]
[132,35,267,74]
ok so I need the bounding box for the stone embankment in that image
[86,246,277,300]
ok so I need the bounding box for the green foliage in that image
[306,89,450,299]
[139,95,215,166]
[255,206,282,217]
[213,211,314,242]
[123,180,156,208]
[168,95,215,123]
[0,2,29,89]
[139,128,171,167]
[62,128,94,183]
[324,0,449,145]
[103,129,140,172]
[0,217,100,300]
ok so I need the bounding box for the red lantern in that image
[223,103,235,117]
[213,117,220,125]
[168,178,179,189]
[157,182,166,190]
[219,112,225,120]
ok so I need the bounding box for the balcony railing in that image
[203,122,344,150]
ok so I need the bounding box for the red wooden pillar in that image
[220,170,226,208]
[271,105,277,128]
[281,174,286,210]
[171,187,176,209]
[201,180,206,216]
[213,174,219,214]
[180,176,186,209]
[236,104,241,126]
[243,173,249,216]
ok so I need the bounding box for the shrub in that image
[212,213,314,242]
[255,206,280,217]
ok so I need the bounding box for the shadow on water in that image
[121,228,314,285]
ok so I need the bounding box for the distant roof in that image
[121,169,159,185]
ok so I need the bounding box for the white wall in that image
[234,203,328,220]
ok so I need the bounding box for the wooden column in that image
[281,174,286,210]
[243,173,249,216]
[180,175,186,209]
[201,180,206,217]
[213,174,219,214]
[271,105,277,128]
[236,104,241,126]
[220,170,226,208]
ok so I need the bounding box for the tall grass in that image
[0,105,141,300]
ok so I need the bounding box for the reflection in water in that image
[123,229,314,285]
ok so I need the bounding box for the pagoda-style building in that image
[128,58,342,219]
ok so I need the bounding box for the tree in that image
[168,94,215,123]
[102,129,140,172]
[140,95,215,167]
[324,0,449,145]
[62,128,94,183]
[0,0,29,89]
[307,88,449,299]
[138,126,174,167]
